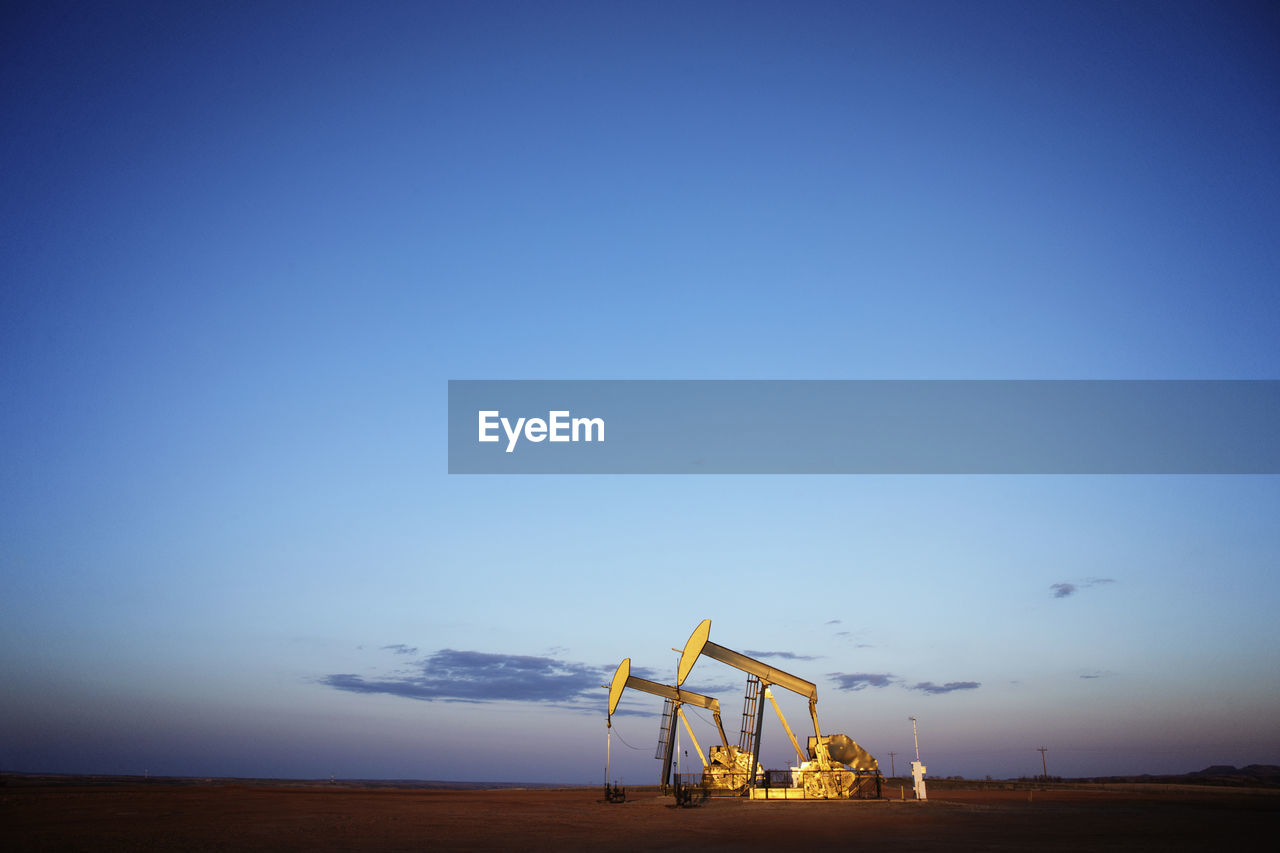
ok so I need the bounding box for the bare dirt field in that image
[3,778,1276,852]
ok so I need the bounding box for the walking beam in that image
[676,619,823,738]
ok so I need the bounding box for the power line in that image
[608,724,648,751]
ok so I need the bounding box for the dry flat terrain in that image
[3,778,1276,851]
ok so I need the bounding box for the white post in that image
[909,717,927,800]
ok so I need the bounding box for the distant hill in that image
[1077,764,1280,787]
[1186,765,1280,784]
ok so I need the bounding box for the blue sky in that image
[2,1,1278,783]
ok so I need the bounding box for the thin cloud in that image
[825,619,841,625]
[1051,578,1117,599]
[381,644,418,655]
[829,672,896,691]
[829,672,980,694]
[322,649,607,705]
[912,681,980,695]
[743,649,820,661]
[1079,669,1115,680]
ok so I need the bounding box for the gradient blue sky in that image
[2,1,1278,784]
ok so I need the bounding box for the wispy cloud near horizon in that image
[1051,577,1117,599]
[829,672,981,695]
[829,672,897,691]
[322,649,609,706]
[743,649,820,661]
[911,681,981,694]
[322,649,701,712]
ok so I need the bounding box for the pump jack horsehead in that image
[675,619,880,799]
[605,657,729,794]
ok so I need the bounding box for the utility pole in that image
[1037,747,1048,780]
[888,751,897,777]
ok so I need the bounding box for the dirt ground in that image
[3,779,1276,852]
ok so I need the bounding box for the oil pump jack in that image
[675,619,880,799]
[606,658,729,793]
